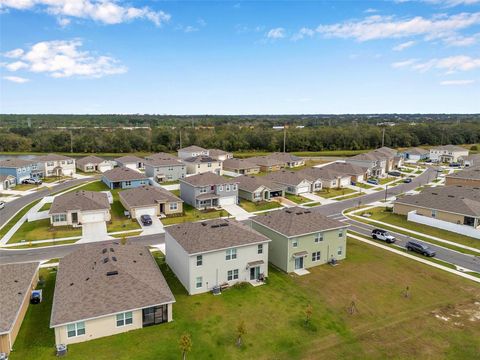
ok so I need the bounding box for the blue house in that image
[0,158,43,183]
[101,167,149,189]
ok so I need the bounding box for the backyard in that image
[11,239,480,359]
[239,199,282,212]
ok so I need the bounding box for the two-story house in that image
[179,172,238,209]
[183,155,222,175]
[178,145,209,160]
[144,156,186,183]
[251,207,349,273]
[429,145,469,163]
[101,167,149,189]
[165,218,270,295]
[36,154,76,177]
[208,149,233,162]
[0,159,43,183]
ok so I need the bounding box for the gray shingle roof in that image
[432,145,467,152]
[265,170,312,187]
[180,172,237,187]
[248,156,286,167]
[49,190,110,214]
[236,175,285,193]
[395,185,480,216]
[144,157,184,167]
[102,167,148,182]
[178,145,207,153]
[115,155,144,164]
[298,167,349,182]
[320,162,367,176]
[0,158,37,168]
[145,152,178,161]
[446,166,480,181]
[50,243,175,327]
[76,155,108,167]
[252,207,348,237]
[119,185,182,208]
[223,158,260,171]
[266,152,302,163]
[36,154,74,162]
[404,147,429,156]
[0,262,39,334]
[208,149,232,159]
[0,174,15,182]
[183,155,217,163]
[166,218,269,255]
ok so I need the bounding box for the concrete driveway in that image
[222,204,252,221]
[79,221,112,243]
[138,216,165,235]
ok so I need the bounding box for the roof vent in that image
[18,292,22,295]
[448,195,455,198]
[14,279,18,283]
[112,256,117,262]
[304,210,311,214]
[201,222,207,226]
[106,271,118,276]
[219,223,228,227]
[86,277,90,281]
[110,248,114,252]
[103,258,109,263]
[70,283,74,286]
[102,248,107,254]
[211,224,220,228]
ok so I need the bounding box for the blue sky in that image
[1,0,479,114]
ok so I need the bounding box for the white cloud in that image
[391,58,418,68]
[2,39,127,78]
[266,27,285,39]
[393,55,480,73]
[393,40,416,51]
[0,0,171,26]
[364,8,378,13]
[3,75,29,83]
[292,27,315,41]
[424,0,480,7]
[440,79,475,85]
[3,48,24,58]
[57,17,70,27]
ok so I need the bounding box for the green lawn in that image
[354,182,374,189]
[8,218,82,244]
[161,204,225,226]
[357,207,480,252]
[170,189,181,197]
[0,199,42,239]
[160,180,180,185]
[239,199,282,212]
[304,202,321,207]
[39,203,51,212]
[400,167,414,173]
[11,240,480,360]
[316,187,356,199]
[284,193,310,204]
[7,239,78,248]
[378,177,396,185]
[14,183,40,191]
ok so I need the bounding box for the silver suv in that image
[371,229,396,243]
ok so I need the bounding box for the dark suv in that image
[371,229,396,243]
[140,214,153,226]
[406,241,436,257]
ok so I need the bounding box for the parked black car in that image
[403,178,413,183]
[449,163,461,167]
[140,214,153,226]
[388,171,401,177]
[371,229,396,243]
[30,290,42,304]
[406,241,436,257]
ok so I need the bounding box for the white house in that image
[36,154,76,177]
[183,155,223,175]
[178,145,209,160]
[429,145,469,163]
[165,218,270,295]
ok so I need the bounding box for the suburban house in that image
[393,185,480,237]
[0,262,39,356]
[115,155,145,170]
[0,158,43,183]
[459,154,480,167]
[119,185,183,218]
[0,174,16,190]
[265,170,314,195]
[236,175,285,202]
[445,166,480,187]
[321,162,369,183]
[266,152,305,168]
[145,152,178,161]
[49,190,111,227]
[179,172,238,209]
[251,207,349,273]
[222,158,260,175]
[50,243,175,346]
[248,156,285,172]
[298,167,350,189]
[178,145,209,160]
[144,156,186,183]
[36,154,76,177]
[208,149,233,161]
[102,167,149,189]
[402,147,430,162]
[183,155,222,175]
[429,145,469,163]
[165,218,270,295]
[346,150,391,177]
[76,156,113,173]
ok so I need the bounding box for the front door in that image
[250,266,260,280]
[159,203,165,214]
[71,212,78,224]
[142,305,168,327]
[294,257,304,270]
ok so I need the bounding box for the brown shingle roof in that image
[236,175,285,193]
[50,243,175,327]
[266,152,302,163]
[183,155,217,163]
[248,156,286,167]
[49,190,110,214]
[405,147,429,156]
[432,145,467,152]
[115,155,144,164]
[76,155,108,167]
[223,158,260,171]
[145,152,178,161]
[0,158,37,168]
[265,170,312,187]
[102,167,148,182]
[208,149,232,159]
[36,154,74,162]
[252,207,348,237]
[166,218,269,255]
[178,145,207,153]
[0,262,39,334]
[446,166,480,181]
[180,172,237,187]
[119,185,182,208]
[321,162,367,176]
[298,167,348,182]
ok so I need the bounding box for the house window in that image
[312,251,321,262]
[116,312,133,327]
[431,210,437,218]
[314,233,323,243]
[218,185,223,191]
[195,276,203,288]
[200,187,207,193]
[52,214,67,222]
[292,239,298,248]
[257,244,263,254]
[226,185,231,191]
[125,181,132,187]
[337,246,343,256]
[67,321,85,338]
[47,161,54,166]
[169,203,178,211]
[227,269,239,281]
[226,248,237,260]
[338,230,344,238]
[67,160,73,164]
[196,255,203,266]
[232,184,237,191]
[208,163,212,167]
[197,164,201,169]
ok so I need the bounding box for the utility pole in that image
[283,124,286,153]
[179,129,182,149]
[70,130,73,153]
[381,127,386,148]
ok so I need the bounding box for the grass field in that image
[355,182,374,189]
[161,204,225,226]
[284,193,310,204]
[239,199,282,212]
[0,199,42,239]
[11,239,480,360]
[316,187,356,199]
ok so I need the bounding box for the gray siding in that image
[145,163,186,182]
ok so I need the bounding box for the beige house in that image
[0,262,39,356]
[183,155,222,175]
[50,243,175,346]
[248,156,285,172]
[49,190,111,227]
[36,154,76,177]
[119,185,183,218]
[321,162,369,183]
[76,156,113,173]
[445,166,480,187]
[266,153,305,168]
[208,149,233,161]
[178,145,209,160]
[222,158,260,175]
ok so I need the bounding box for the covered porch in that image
[195,193,219,209]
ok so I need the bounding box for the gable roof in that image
[446,166,480,181]
[223,158,260,171]
[145,152,178,161]
[115,155,144,164]
[183,155,217,163]
[102,167,148,182]
[208,149,232,159]
[248,156,286,167]
[266,152,303,163]
[76,155,108,167]
[180,172,237,187]
[0,174,16,182]
[49,190,110,214]
[321,162,367,176]
[178,145,207,153]
[431,145,467,152]
[144,157,184,167]
[50,243,175,327]
[0,158,37,168]
[404,147,429,156]
[252,207,348,237]
[395,185,480,217]
[119,185,182,208]
[265,170,312,187]
[236,175,285,193]
[298,167,349,182]
[36,154,74,162]
[166,218,269,255]
[0,262,39,334]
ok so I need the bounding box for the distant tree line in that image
[0,117,479,153]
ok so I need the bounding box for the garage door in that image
[297,185,310,194]
[135,206,157,217]
[219,197,236,206]
[98,164,112,172]
[340,177,351,187]
[82,212,106,223]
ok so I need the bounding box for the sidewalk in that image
[301,192,336,205]
[222,204,252,221]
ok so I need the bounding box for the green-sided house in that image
[251,207,348,273]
